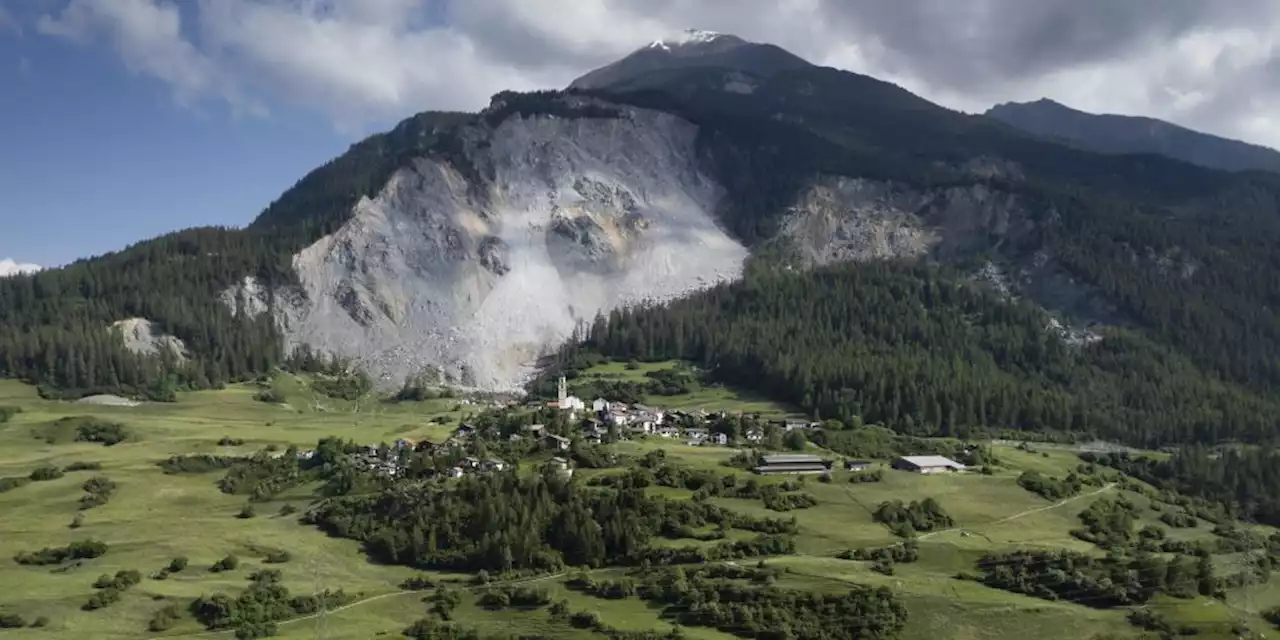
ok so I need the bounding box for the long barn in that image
[753,454,830,475]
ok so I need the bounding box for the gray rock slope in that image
[225,108,747,390]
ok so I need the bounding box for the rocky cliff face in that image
[225,107,747,390]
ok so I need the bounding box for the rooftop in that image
[899,455,965,468]
[761,454,824,465]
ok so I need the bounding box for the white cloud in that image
[30,0,1280,148]
[0,259,42,278]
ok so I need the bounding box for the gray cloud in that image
[30,0,1280,148]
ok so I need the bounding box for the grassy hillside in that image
[0,377,1272,639]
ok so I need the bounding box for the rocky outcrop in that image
[108,318,187,360]
[226,107,746,390]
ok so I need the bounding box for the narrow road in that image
[917,482,1115,541]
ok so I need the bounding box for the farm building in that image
[844,459,873,472]
[892,455,965,474]
[754,454,830,475]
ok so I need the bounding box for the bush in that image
[0,614,26,628]
[148,604,182,632]
[63,461,102,472]
[168,556,188,573]
[0,406,20,423]
[75,421,130,446]
[400,575,436,590]
[69,513,84,529]
[14,539,108,565]
[82,587,123,611]
[93,570,141,591]
[278,504,298,516]
[217,436,246,446]
[29,465,64,481]
[78,476,117,510]
[263,550,291,564]
[209,554,239,573]
[569,611,603,630]
[0,477,30,493]
[157,455,239,475]
[237,505,257,519]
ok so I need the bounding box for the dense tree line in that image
[189,568,349,638]
[544,259,1280,448]
[634,565,906,639]
[1082,449,1280,527]
[971,549,1208,607]
[306,469,797,573]
[1017,471,1084,500]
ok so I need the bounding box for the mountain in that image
[986,98,1280,174]
[4,32,1280,438]
[569,29,811,92]
[0,259,40,278]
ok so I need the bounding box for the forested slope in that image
[543,260,1279,447]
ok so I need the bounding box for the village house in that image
[525,424,546,436]
[592,397,609,413]
[414,440,441,454]
[447,466,465,478]
[893,455,965,474]
[607,410,632,427]
[708,432,729,446]
[629,420,654,435]
[543,433,571,451]
[656,425,681,438]
[482,458,507,472]
[745,428,764,444]
[453,424,477,439]
[685,427,709,442]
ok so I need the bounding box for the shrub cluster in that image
[84,570,142,611]
[14,540,108,565]
[75,421,130,446]
[28,465,64,481]
[873,498,953,537]
[78,476,117,510]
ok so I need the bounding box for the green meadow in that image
[0,375,1271,639]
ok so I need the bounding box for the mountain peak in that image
[570,31,809,91]
[645,29,732,51]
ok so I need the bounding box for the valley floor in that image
[0,374,1271,639]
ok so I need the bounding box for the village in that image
[315,377,969,482]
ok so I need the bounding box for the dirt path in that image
[917,482,1116,541]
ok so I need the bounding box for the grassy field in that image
[0,376,1273,639]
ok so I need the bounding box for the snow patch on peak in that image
[0,258,41,277]
[648,29,724,51]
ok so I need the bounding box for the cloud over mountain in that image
[22,0,1280,148]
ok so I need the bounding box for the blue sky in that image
[4,1,1277,269]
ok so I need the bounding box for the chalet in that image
[543,433,571,451]
[745,429,764,443]
[453,424,477,439]
[629,420,654,435]
[447,467,465,479]
[414,440,441,454]
[584,432,603,445]
[754,454,830,475]
[708,433,729,446]
[525,424,546,436]
[461,456,481,470]
[546,456,573,478]
[893,455,965,474]
[656,425,681,438]
[844,460,873,472]
[685,428,709,441]
[607,411,632,427]
[592,398,609,413]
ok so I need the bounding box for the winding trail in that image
[917,482,1116,541]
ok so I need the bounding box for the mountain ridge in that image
[2,32,1280,425]
[986,98,1280,174]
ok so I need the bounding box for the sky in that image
[4,0,1280,269]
